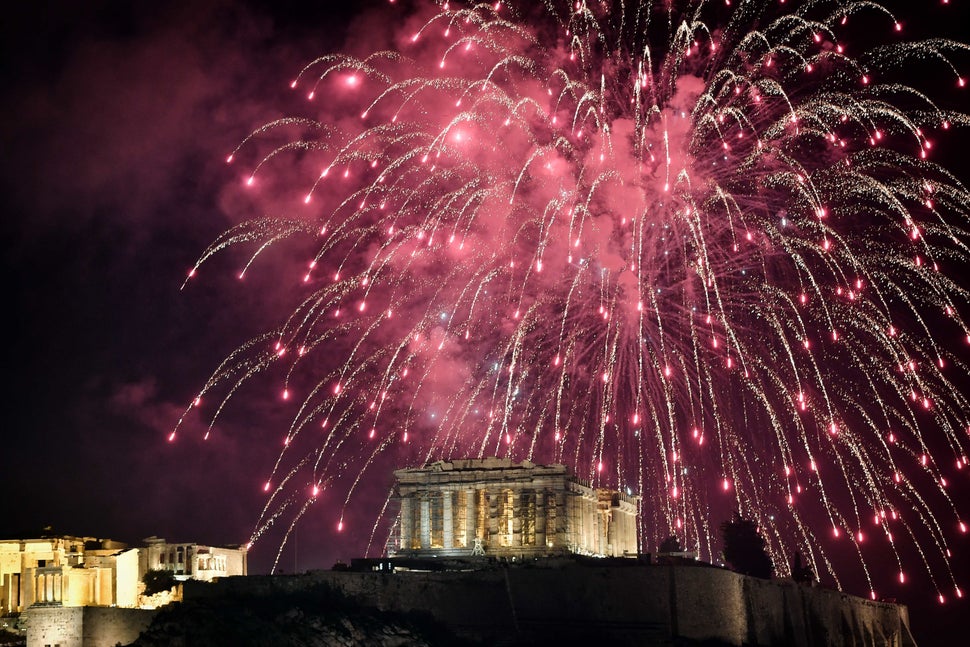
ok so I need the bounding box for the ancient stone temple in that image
[392,458,639,558]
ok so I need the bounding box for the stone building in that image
[139,536,247,583]
[393,458,639,558]
[0,536,138,614]
[0,535,247,616]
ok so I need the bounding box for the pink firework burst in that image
[179,0,969,598]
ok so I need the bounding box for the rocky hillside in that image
[125,583,470,647]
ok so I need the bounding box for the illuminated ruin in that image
[392,458,639,558]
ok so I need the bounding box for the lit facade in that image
[139,536,247,583]
[0,537,138,614]
[0,535,247,615]
[393,458,639,558]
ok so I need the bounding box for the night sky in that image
[0,0,383,562]
[1,1,968,644]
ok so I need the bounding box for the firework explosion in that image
[178,0,970,600]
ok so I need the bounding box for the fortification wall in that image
[81,608,157,647]
[26,606,83,647]
[670,566,915,646]
[25,606,157,647]
[185,562,916,646]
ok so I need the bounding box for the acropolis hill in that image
[179,558,916,646]
[20,459,918,646]
[175,459,915,646]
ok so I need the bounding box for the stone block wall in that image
[26,606,83,647]
[186,562,916,646]
[25,606,157,647]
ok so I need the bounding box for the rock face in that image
[181,559,917,647]
[122,557,918,646]
[124,583,465,647]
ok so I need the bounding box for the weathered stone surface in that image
[25,606,158,647]
[183,560,916,646]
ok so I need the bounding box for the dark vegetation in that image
[720,512,774,579]
[658,535,683,553]
[0,626,25,647]
[125,582,470,647]
[142,569,177,596]
[790,552,815,584]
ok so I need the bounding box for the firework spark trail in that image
[177,0,970,599]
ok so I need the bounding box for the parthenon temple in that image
[392,458,639,558]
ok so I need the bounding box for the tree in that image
[143,568,177,596]
[790,552,815,584]
[720,512,773,579]
[658,535,682,553]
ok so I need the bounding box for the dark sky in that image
[1,1,967,644]
[0,0,385,558]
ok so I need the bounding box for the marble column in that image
[420,495,431,549]
[466,489,477,546]
[535,490,546,551]
[400,496,413,550]
[443,491,454,549]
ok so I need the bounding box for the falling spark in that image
[179,0,970,593]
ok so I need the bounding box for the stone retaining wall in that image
[25,606,157,647]
[185,561,917,646]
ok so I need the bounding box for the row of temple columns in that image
[399,489,469,551]
[34,571,63,604]
[399,487,567,553]
[393,462,641,558]
[398,486,639,557]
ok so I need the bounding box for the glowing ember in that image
[183,0,970,589]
